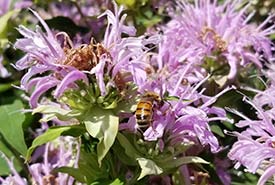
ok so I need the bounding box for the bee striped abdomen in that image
[135,92,161,132]
[135,101,153,130]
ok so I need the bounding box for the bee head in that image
[143,92,161,102]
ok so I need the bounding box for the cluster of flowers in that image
[0,0,274,184]
[1,135,78,185]
[228,63,275,185]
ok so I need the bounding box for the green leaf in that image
[116,101,137,114]
[0,139,22,175]
[0,100,27,156]
[0,10,19,38]
[0,152,10,175]
[69,147,110,183]
[78,150,108,183]
[231,170,258,185]
[113,139,137,166]
[53,166,86,183]
[117,133,141,159]
[157,156,209,170]
[136,14,162,28]
[62,125,86,137]
[110,178,124,185]
[137,158,163,180]
[26,125,85,161]
[0,38,8,49]
[84,107,119,166]
[210,124,225,137]
[0,83,12,93]
[32,104,81,122]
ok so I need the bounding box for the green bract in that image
[84,107,119,166]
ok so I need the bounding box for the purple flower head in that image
[87,2,160,95]
[228,68,275,184]
[130,47,233,152]
[165,87,231,153]
[122,70,232,154]
[28,136,79,185]
[0,136,79,185]
[14,9,66,94]
[228,131,275,173]
[160,0,274,83]
[119,17,233,153]
[14,9,65,69]
[14,2,158,119]
[14,10,97,108]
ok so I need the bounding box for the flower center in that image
[62,40,110,71]
[199,27,227,52]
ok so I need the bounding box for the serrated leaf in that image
[84,107,119,166]
[0,10,19,38]
[32,105,81,122]
[0,100,27,156]
[137,158,163,180]
[26,125,85,161]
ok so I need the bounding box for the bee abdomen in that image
[135,101,153,129]
[135,92,161,132]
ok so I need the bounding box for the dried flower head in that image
[62,39,110,71]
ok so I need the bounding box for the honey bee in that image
[135,92,161,132]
